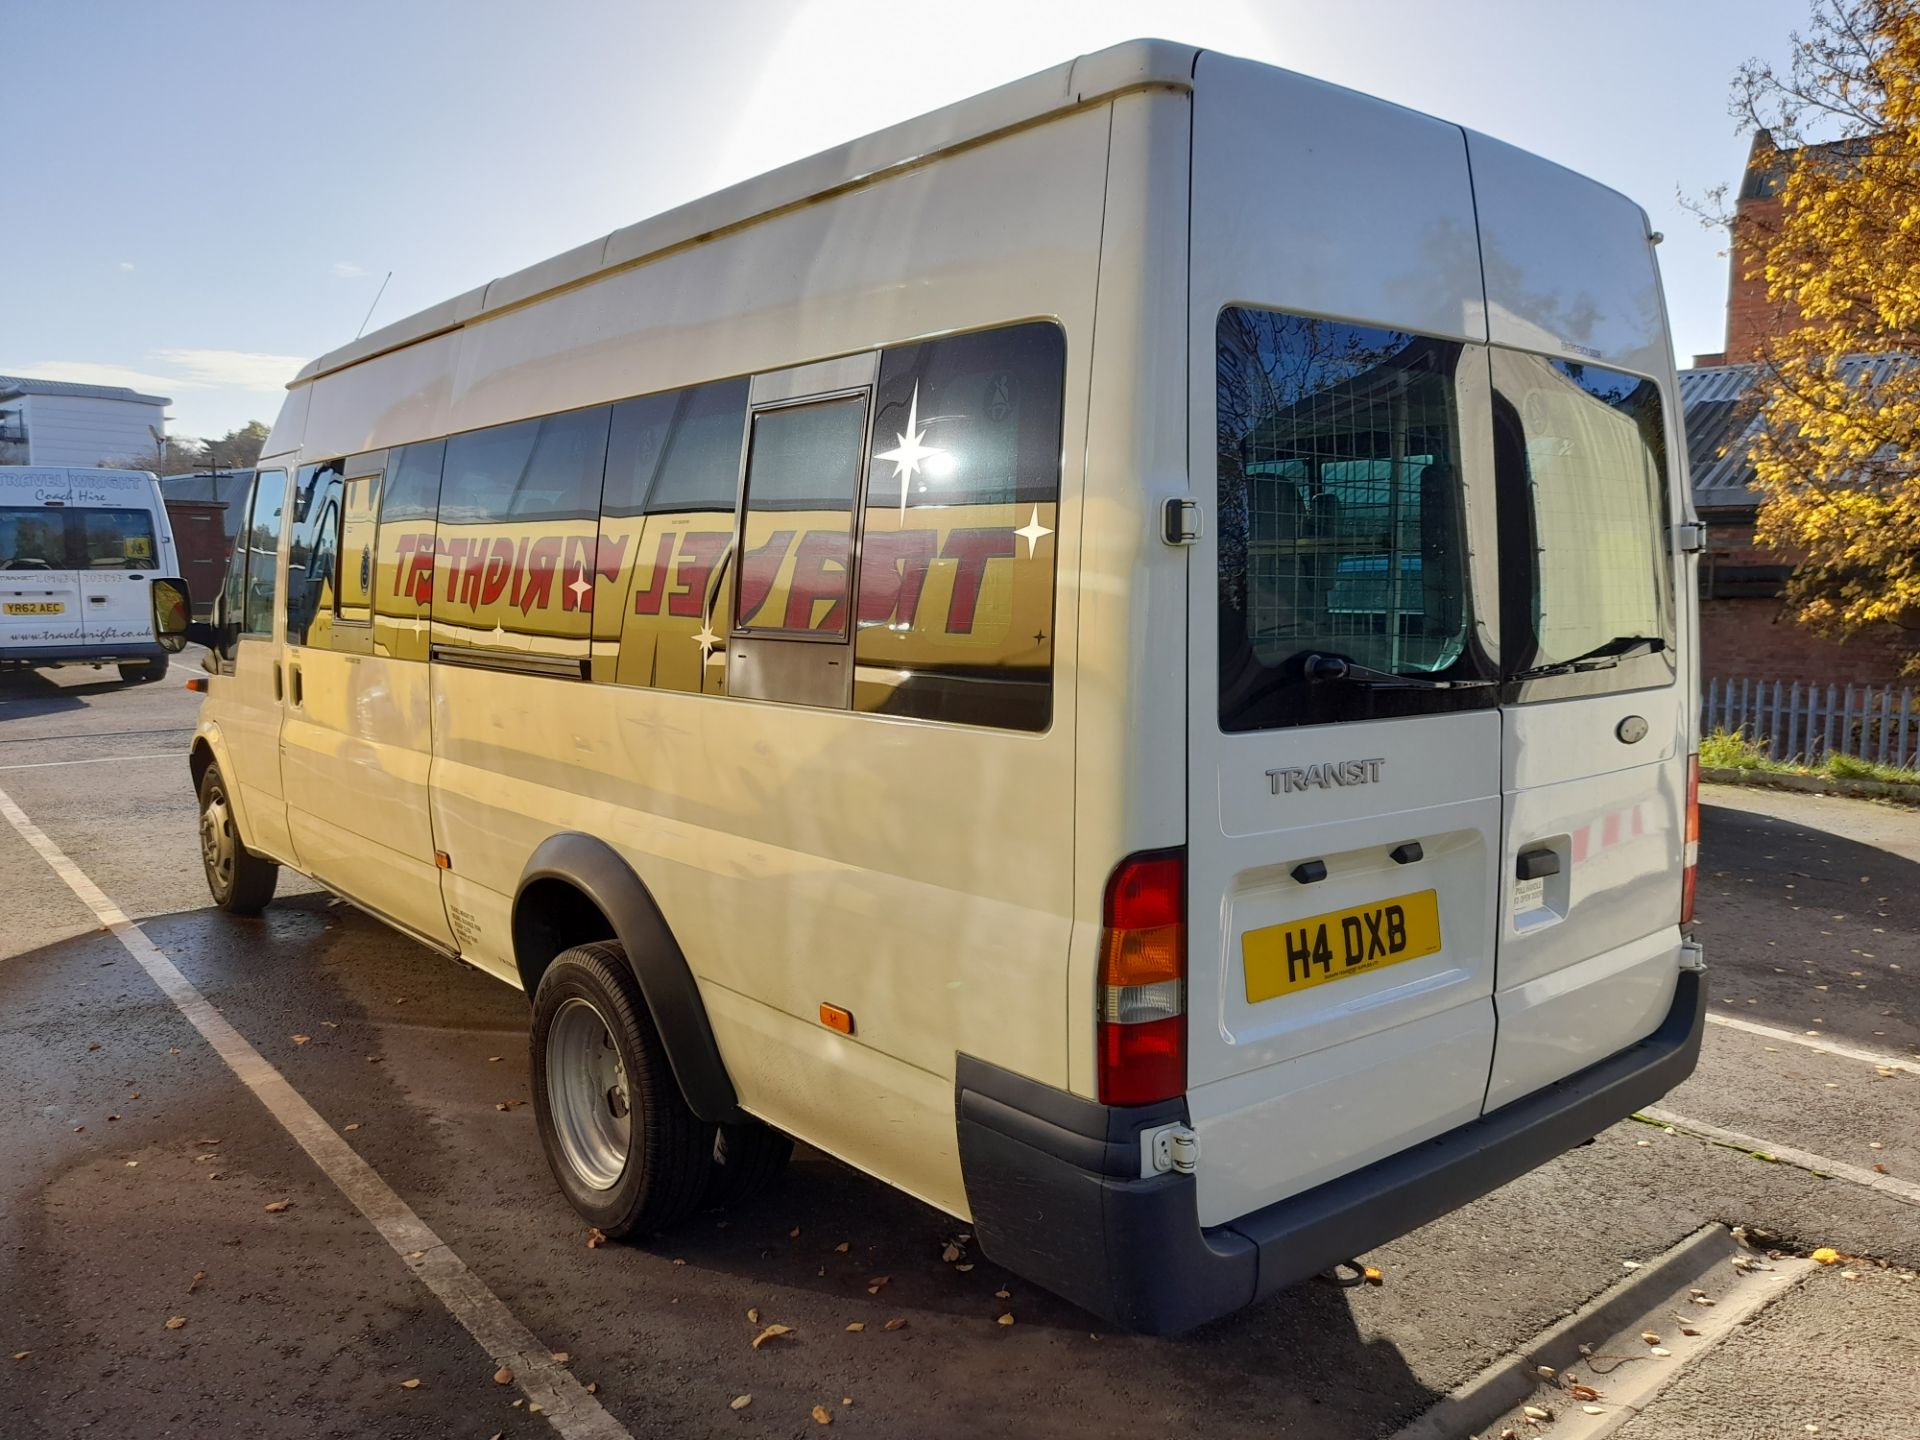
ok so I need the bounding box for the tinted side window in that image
[240,469,288,637]
[852,320,1066,730]
[1216,308,1495,732]
[434,409,610,668]
[603,379,748,692]
[373,441,443,660]
[286,461,344,647]
[734,397,866,636]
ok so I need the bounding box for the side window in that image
[1490,351,1674,700]
[602,379,748,691]
[372,440,444,660]
[734,396,867,636]
[852,321,1066,730]
[285,461,344,647]
[435,407,610,667]
[239,469,288,637]
[336,456,383,629]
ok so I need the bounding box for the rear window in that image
[77,509,158,569]
[1490,351,1674,699]
[0,508,68,569]
[1216,307,1495,732]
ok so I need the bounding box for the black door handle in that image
[1516,848,1561,881]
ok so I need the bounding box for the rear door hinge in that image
[1144,1123,1200,1176]
[1162,497,1202,546]
[1673,520,1707,554]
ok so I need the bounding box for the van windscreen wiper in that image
[1301,653,1499,690]
[1510,635,1666,682]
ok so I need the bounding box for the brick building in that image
[1678,131,1914,687]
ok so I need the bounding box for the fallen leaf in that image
[750,1323,793,1349]
[1582,1405,1606,1415]
[1869,1142,1884,1150]
[107,1115,119,1122]
[730,1395,752,1410]
[1363,1266,1383,1285]
[495,1100,527,1112]
[188,1271,205,1294]
[1810,1247,1841,1265]
[834,1242,850,1253]
[672,1258,686,1267]
[366,1056,382,1064]
[196,1139,220,1146]
[586,1228,607,1249]
[812,1405,833,1425]
[997,1313,1015,1327]
[320,1020,338,1029]
[1640,1331,1660,1345]
[1875,1163,1891,1174]
[291,1035,310,1046]
[550,1352,569,1364]
[842,1397,853,1406]
[164,1316,187,1331]
[1567,1384,1600,1402]
[400,1378,421,1389]
[956,1263,975,1273]
[73,1126,84,1134]
[343,1124,361,1133]
[1535,1365,1556,1379]
[488,1055,502,1063]
[942,1244,962,1263]
[88,1043,101,1051]
[790,1227,802,1238]
[747,1308,759,1324]
[1650,1346,1672,1357]
[995,1288,1010,1300]
[494,1366,514,1385]
[263,1200,292,1214]
[845,1322,865,1332]
[585,1382,598,1394]
[125,1161,138,1168]
[11,1352,28,1361]
[867,1275,890,1293]
[1841,1270,1861,1281]
[1692,1295,1717,1306]
[1523,1405,1552,1421]
[883,1318,907,1332]
[1678,1323,1700,1337]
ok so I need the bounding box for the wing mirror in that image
[150,577,192,653]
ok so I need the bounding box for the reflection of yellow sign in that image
[125,535,153,560]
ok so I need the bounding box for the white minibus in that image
[1,466,183,683]
[186,41,1705,1333]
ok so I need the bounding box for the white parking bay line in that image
[1705,1012,1918,1074]
[1641,1104,1920,1208]
[0,783,633,1440]
[0,752,176,772]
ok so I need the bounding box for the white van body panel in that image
[0,466,176,665]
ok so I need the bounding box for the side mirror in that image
[151,577,192,653]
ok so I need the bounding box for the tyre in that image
[119,658,168,684]
[196,763,278,915]
[531,941,715,1236]
[704,1119,794,1210]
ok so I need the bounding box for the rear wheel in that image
[119,658,168,684]
[197,763,278,915]
[531,941,714,1236]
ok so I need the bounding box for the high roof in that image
[295,39,1200,387]
[1677,353,1916,510]
[0,374,171,406]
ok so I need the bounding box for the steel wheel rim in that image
[547,996,633,1191]
[201,790,235,894]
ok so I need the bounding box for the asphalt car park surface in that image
[3,660,1916,1440]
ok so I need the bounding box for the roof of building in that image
[1678,353,1916,510]
[0,374,172,406]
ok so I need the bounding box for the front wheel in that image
[531,941,715,1236]
[197,763,278,915]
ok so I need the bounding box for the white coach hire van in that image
[183,41,1705,1332]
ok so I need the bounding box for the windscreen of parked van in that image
[1216,307,1496,732]
[1490,352,1674,700]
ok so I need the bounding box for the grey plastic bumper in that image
[955,968,1707,1335]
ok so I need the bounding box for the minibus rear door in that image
[0,481,83,649]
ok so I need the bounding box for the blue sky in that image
[5,0,1807,442]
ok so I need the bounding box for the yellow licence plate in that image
[4,602,64,615]
[1243,889,1443,1003]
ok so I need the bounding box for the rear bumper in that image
[955,967,1706,1335]
[2,641,166,668]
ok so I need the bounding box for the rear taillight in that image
[1681,753,1700,925]
[1096,849,1186,1106]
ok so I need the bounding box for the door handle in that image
[1516,848,1561,881]
[289,664,303,707]
[272,662,283,701]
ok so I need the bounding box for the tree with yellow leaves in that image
[1730,0,1920,669]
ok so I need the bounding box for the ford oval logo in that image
[1617,715,1649,744]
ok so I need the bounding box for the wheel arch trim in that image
[513,833,744,1125]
